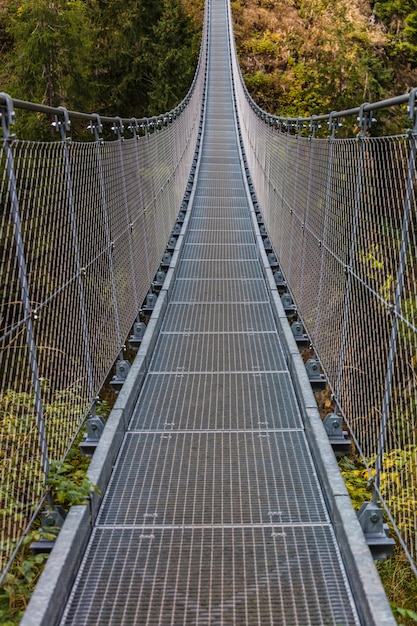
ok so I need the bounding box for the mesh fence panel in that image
[229,7,417,570]
[0,18,206,573]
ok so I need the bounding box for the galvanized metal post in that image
[128,118,151,286]
[89,114,122,347]
[0,93,50,481]
[55,107,95,407]
[288,119,303,278]
[298,117,318,311]
[313,112,338,344]
[373,90,417,502]
[112,116,139,317]
[144,119,159,263]
[278,119,291,256]
[334,104,370,418]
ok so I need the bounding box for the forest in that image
[232,0,417,120]
[0,0,204,122]
[0,0,416,124]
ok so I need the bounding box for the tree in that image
[147,0,201,112]
[4,0,95,111]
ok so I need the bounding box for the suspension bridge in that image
[1,0,417,623]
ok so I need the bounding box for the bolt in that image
[370,513,379,523]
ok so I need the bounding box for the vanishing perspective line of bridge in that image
[1,0,417,623]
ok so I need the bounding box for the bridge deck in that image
[57,2,362,624]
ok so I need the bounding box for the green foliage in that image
[232,0,415,125]
[377,548,417,626]
[340,456,417,622]
[0,383,89,578]
[339,456,372,509]
[147,0,202,113]
[393,605,417,624]
[372,0,417,89]
[3,0,95,110]
[0,0,203,131]
[46,459,100,507]
[0,454,100,625]
[0,543,45,624]
[0,391,103,624]
[374,446,417,537]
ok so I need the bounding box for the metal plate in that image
[60,526,360,626]
[149,333,286,373]
[129,371,304,431]
[170,278,268,303]
[98,430,328,525]
[176,259,263,280]
[188,217,253,230]
[186,230,255,245]
[161,302,275,332]
[181,244,259,260]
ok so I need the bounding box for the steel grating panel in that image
[60,527,360,626]
[191,196,250,208]
[162,303,275,332]
[191,206,252,219]
[198,159,241,167]
[170,278,268,303]
[186,229,255,245]
[199,156,241,165]
[192,185,246,198]
[176,260,263,280]
[56,0,364,621]
[97,431,329,525]
[149,332,286,373]
[129,371,303,430]
[181,244,259,260]
[188,217,253,229]
[198,166,241,176]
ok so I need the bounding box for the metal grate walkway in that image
[57,1,362,624]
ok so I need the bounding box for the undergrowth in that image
[340,456,417,625]
[0,425,102,625]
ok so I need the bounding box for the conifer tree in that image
[3,0,95,111]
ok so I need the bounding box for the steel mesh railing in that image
[228,3,417,573]
[0,11,207,577]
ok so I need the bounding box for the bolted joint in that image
[281,292,297,318]
[128,117,139,137]
[356,103,376,137]
[142,292,158,316]
[30,505,67,555]
[323,413,351,456]
[41,507,66,531]
[161,251,172,268]
[407,87,417,133]
[88,113,103,140]
[53,107,71,140]
[357,502,395,560]
[323,413,343,436]
[0,92,16,134]
[327,111,342,138]
[154,270,166,287]
[291,320,309,348]
[305,358,326,391]
[112,116,124,139]
[129,321,146,351]
[79,415,106,457]
[110,359,131,393]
